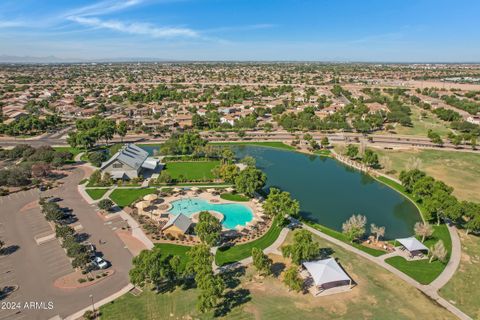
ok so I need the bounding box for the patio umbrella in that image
[226,187,234,193]
[135,201,150,213]
[143,194,158,202]
[191,187,200,192]
[173,187,181,193]
[206,188,216,193]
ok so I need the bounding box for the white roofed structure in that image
[303,258,352,290]
[396,237,429,254]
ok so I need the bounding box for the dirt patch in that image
[54,269,115,289]
[19,200,39,212]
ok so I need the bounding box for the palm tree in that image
[370,224,385,243]
[414,222,433,243]
[429,240,447,263]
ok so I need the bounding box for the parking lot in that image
[0,167,133,319]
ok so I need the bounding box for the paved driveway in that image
[0,166,133,319]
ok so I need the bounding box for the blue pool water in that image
[168,198,253,229]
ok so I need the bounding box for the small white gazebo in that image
[303,258,352,291]
[395,237,429,255]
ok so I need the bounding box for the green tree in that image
[117,121,128,142]
[362,149,379,168]
[212,164,239,183]
[283,266,303,292]
[196,273,225,313]
[281,230,320,265]
[263,188,300,226]
[345,144,359,159]
[129,247,176,289]
[195,212,222,246]
[252,247,272,276]
[234,167,266,197]
[98,199,114,211]
[399,169,426,193]
[321,136,330,148]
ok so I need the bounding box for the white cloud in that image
[68,16,198,38]
[65,0,144,17]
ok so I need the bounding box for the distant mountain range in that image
[0,55,174,63]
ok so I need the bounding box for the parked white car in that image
[92,256,109,269]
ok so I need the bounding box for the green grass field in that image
[109,188,157,207]
[215,223,282,266]
[219,193,250,202]
[155,243,191,271]
[164,161,220,181]
[440,231,480,319]
[211,141,295,151]
[85,188,109,200]
[385,224,452,285]
[374,148,480,202]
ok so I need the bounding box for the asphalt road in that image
[0,165,132,320]
[0,130,479,153]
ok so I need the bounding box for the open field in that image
[373,148,480,202]
[215,222,282,266]
[385,225,451,284]
[380,105,453,137]
[85,188,109,200]
[440,231,480,319]
[164,161,219,181]
[109,188,157,207]
[101,229,455,320]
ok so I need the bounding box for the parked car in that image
[92,256,109,269]
[47,197,62,203]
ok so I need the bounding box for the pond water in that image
[139,144,161,156]
[233,145,421,239]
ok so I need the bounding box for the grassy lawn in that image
[85,188,109,200]
[220,193,250,202]
[313,149,332,156]
[100,229,455,320]
[440,231,480,319]
[164,161,219,181]
[385,224,452,285]
[155,243,191,271]
[215,222,282,266]
[109,188,157,207]
[374,148,480,202]
[211,141,295,151]
[304,220,386,257]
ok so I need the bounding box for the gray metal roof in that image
[101,144,149,171]
[162,213,193,233]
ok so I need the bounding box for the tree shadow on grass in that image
[271,262,286,277]
[220,265,246,289]
[215,288,251,317]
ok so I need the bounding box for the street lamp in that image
[89,294,95,316]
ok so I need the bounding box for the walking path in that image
[302,223,470,320]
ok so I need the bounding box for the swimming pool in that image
[168,198,254,229]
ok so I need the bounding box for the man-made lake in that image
[233,145,421,239]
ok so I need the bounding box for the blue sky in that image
[1,0,479,61]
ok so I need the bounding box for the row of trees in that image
[39,199,91,270]
[399,169,480,233]
[0,114,62,136]
[67,117,128,150]
[344,144,380,168]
